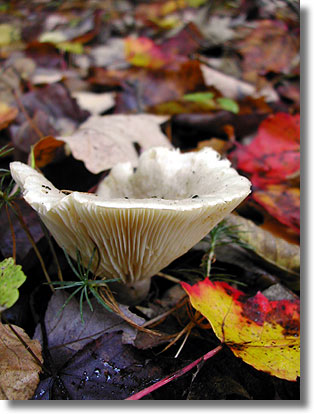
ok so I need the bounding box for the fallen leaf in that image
[34,290,145,370]
[230,112,300,233]
[89,38,126,68]
[90,60,206,113]
[10,83,90,154]
[224,214,300,278]
[200,64,256,100]
[124,24,202,70]
[0,23,21,46]
[0,258,26,312]
[232,113,300,185]
[182,279,300,381]
[57,114,171,174]
[0,199,45,268]
[253,185,300,234]
[0,321,42,400]
[125,36,172,69]
[32,136,66,169]
[33,330,166,400]
[0,102,18,130]
[72,91,115,115]
[236,20,299,85]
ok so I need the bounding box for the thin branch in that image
[125,344,223,400]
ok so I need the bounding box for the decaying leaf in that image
[34,330,166,400]
[0,322,42,400]
[224,214,300,277]
[0,257,27,312]
[182,279,300,381]
[90,60,206,113]
[57,114,171,174]
[33,290,146,370]
[236,20,299,85]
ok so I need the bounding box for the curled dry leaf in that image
[0,322,43,400]
[182,279,300,381]
[225,214,300,277]
[57,114,171,174]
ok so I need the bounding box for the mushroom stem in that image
[109,278,151,305]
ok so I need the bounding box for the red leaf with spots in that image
[182,279,300,381]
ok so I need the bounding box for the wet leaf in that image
[182,279,300,381]
[34,330,165,400]
[0,321,42,400]
[34,290,145,370]
[0,258,26,312]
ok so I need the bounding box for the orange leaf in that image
[0,102,18,131]
[182,279,300,381]
[125,37,170,69]
[32,136,66,168]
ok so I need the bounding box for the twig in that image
[125,344,223,400]
[11,201,54,292]
[5,203,16,262]
[157,272,181,284]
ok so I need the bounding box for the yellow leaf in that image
[182,279,300,381]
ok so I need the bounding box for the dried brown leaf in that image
[0,322,42,400]
[225,214,300,277]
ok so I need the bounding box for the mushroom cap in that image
[10,147,251,284]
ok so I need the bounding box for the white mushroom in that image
[10,147,251,304]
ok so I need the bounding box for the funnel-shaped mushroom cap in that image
[10,147,250,284]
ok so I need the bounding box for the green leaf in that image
[56,41,84,54]
[183,92,215,104]
[0,258,26,312]
[216,97,239,114]
[186,0,208,6]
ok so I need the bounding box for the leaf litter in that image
[0,0,300,401]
